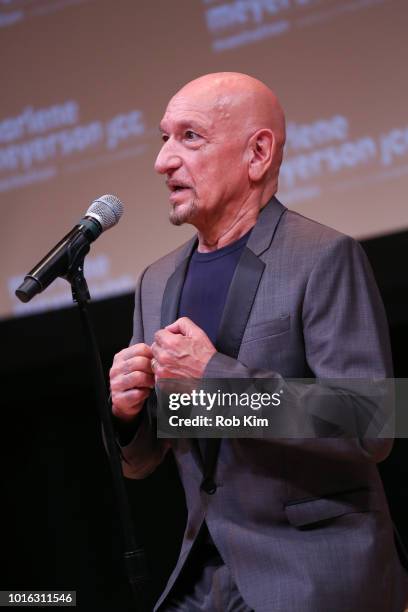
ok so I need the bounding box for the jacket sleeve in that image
[118,267,170,479]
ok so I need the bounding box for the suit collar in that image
[160,237,197,328]
[174,235,197,267]
[246,195,286,256]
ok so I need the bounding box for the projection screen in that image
[1,0,407,319]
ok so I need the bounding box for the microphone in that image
[15,194,124,303]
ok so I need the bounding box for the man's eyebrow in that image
[159,119,209,134]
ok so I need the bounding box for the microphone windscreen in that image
[85,194,124,231]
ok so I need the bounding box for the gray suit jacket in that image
[121,198,408,611]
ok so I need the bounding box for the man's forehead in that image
[160,92,238,132]
[159,107,212,132]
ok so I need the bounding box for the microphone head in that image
[85,194,124,231]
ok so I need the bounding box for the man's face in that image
[154,91,250,228]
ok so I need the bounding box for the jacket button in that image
[201,477,217,495]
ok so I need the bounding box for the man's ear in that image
[248,129,275,182]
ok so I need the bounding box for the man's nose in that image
[154,141,182,175]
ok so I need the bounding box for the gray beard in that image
[169,196,198,226]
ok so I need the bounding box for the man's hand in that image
[110,343,154,422]
[151,317,216,380]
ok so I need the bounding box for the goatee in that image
[169,198,198,226]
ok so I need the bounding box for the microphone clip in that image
[63,238,91,305]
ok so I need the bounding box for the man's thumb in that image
[166,316,198,336]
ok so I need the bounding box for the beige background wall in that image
[1,0,407,318]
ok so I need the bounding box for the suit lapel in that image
[160,236,205,469]
[202,197,287,491]
[216,196,287,355]
[160,237,197,328]
[216,248,265,357]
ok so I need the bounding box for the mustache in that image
[166,179,193,191]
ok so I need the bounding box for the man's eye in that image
[185,130,199,140]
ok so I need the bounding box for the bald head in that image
[170,72,286,186]
[155,72,286,247]
[174,73,284,130]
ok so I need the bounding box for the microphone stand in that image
[65,246,152,612]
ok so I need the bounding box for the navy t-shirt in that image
[178,230,251,343]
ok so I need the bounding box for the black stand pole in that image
[67,256,152,612]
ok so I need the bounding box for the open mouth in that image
[167,181,190,193]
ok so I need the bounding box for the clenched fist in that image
[110,343,155,422]
[151,317,216,380]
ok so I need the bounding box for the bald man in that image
[110,73,408,611]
